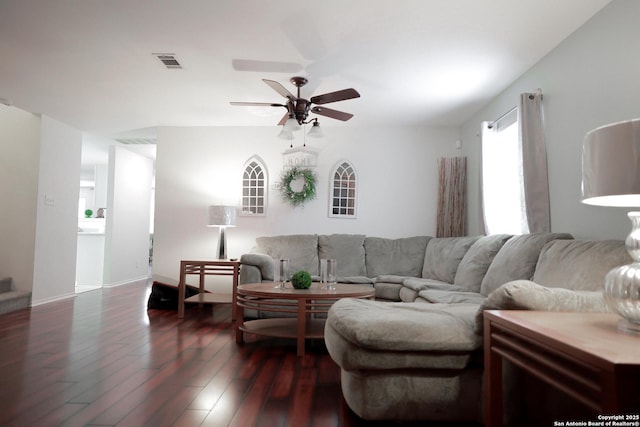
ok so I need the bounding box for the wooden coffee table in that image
[235,282,375,356]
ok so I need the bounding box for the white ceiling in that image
[0,0,611,139]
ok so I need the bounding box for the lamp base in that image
[217,227,227,260]
[603,212,640,334]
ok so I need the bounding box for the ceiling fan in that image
[230,76,360,127]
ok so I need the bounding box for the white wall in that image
[32,116,83,304]
[153,125,461,284]
[461,0,640,240]
[103,145,153,286]
[0,105,40,293]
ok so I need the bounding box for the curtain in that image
[480,90,550,235]
[520,91,550,233]
[436,156,467,237]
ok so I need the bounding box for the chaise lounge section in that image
[325,236,629,423]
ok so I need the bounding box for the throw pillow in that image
[421,236,481,283]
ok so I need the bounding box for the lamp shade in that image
[283,115,301,132]
[582,118,640,207]
[307,120,323,138]
[207,205,237,227]
[277,127,293,140]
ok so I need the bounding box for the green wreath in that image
[280,167,317,207]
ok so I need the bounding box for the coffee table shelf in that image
[239,318,326,340]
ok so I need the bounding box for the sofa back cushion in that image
[319,234,367,277]
[533,239,631,291]
[364,236,431,278]
[421,236,481,283]
[480,233,573,296]
[453,234,512,292]
[256,234,319,276]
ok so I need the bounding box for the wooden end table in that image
[235,282,375,356]
[484,310,640,427]
[177,259,240,320]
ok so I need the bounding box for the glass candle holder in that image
[275,258,290,289]
[320,259,328,289]
[326,259,337,291]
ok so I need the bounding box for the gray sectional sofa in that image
[239,233,631,423]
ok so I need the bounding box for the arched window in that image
[242,156,267,216]
[329,161,357,218]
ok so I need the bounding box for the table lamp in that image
[582,118,640,333]
[207,205,237,260]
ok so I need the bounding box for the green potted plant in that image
[84,209,93,218]
[291,270,312,289]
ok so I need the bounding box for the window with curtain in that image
[329,161,357,218]
[481,91,550,235]
[241,156,267,216]
[481,108,529,235]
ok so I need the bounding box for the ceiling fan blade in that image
[311,106,354,121]
[277,112,289,126]
[230,102,286,107]
[310,88,360,105]
[232,59,303,73]
[263,79,295,100]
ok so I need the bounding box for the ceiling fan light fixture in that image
[277,127,293,140]
[307,120,323,138]
[284,115,302,132]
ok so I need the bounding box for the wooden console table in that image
[177,259,240,320]
[484,310,640,427]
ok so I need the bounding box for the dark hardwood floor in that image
[0,281,481,427]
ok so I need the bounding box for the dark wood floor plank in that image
[1,381,78,426]
[188,348,244,411]
[200,379,251,427]
[62,368,159,427]
[172,408,210,427]
[88,349,204,425]
[287,364,317,427]
[119,384,203,427]
[29,403,87,427]
[268,351,297,399]
[227,355,280,427]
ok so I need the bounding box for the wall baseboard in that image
[31,292,76,307]
[102,276,149,288]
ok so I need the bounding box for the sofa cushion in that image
[364,236,431,278]
[474,280,611,334]
[256,234,319,276]
[318,234,367,277]
[327,298,482,352]
[479,233,573,296]
[373,281,403,301]
[402,277,467,293]
[417,289,486,305]
[453,234,512,293]
[421,236,481,283]
[375,275,409,284]
[533,239,631,291]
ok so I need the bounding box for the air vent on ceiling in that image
[115,137,157,145]
[153,53,182,69]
